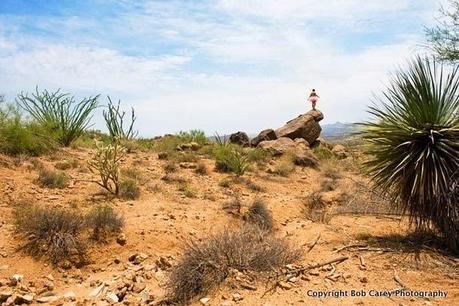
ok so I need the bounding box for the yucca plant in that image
[16,87,99,146]
[103,96,138,141]
[360,56,459,252]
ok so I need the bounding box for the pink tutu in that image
[308,96,318,103]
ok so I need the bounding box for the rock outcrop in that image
[275,110,323,145]
[258,137,296,155]
[229,132,250,147]
[250,129,277,147]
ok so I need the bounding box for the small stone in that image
[240,283,257,291]
[36,295,60,303]
[106,292,119,303]
[232,293,243,302]
[14,293,34,304]
[0,289,13,302]
[220,301,235,306]
[359,276,368,283]
[10,274,23,286]
[62,291,76,301]
[278,281,292,290]
[133,282,146,293]
[200,297,211,305]
[43,280,54,291]
[117,233,127,246]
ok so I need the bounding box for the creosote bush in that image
[37,168,69,189]
[17,87,99,146]
[14,204,86,265]
[166,226,300,304]
[195,161,208,175]
[86,204,124,240]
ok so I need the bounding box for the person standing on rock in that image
[308,89,319,110]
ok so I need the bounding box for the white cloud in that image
[0,0,447,136]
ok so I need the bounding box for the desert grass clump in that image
[37,168,69,189]
[13,204,86,265]
[88,141,125,196]
[166,226,300,304]
[54,159,79,170]
[178,182,197,198]
[17,87,99,146]
[244,199,274,231]
[360,57,459,252]
[313,145,334,160]
[177,129,207,145]
[272,154,296,177]
[195,161,208,175]
[85,204,124,240]
[119,179,141,200]
[103,96,138,141]
[164,162,178,173]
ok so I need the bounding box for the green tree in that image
[426,0,459,62]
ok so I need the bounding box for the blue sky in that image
[0,0,447,136]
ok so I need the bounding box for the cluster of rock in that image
[229,110,325,166]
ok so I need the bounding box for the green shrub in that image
[214,144,249,176]
[246,147,271,165]
[13,204,86,265]
[16,88,99,146]
[55,159,79,170]
[177,129,207,145]
[0,105,55,155]
[85,204,124,240]
[360,57,459,252]
[37,168,69,188]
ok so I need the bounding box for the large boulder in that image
[275,110,323,144]
[250,129,277,147]
[229,131,250,147]
[258,137,296,155]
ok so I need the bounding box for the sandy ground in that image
[0,147,457,306]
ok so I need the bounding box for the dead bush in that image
[244,199,274,231]
[119,178,140,200]
[37,168,69,189]
[222,197,242,215]
[195,161,208,175]
[304,192,331,223]
[85,204,124,240]
[13,204,86,265]
[244,179,265,192]
[166,226,300,304]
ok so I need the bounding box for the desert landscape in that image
[1,0,458,305]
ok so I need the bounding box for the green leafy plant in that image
[103,96,138,141]
[360,56,459,252]
[16,87,99,146]
[177,129,207,144]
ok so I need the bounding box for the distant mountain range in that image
[321,122,359,139]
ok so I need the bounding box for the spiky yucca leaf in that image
[360,56,459,252]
